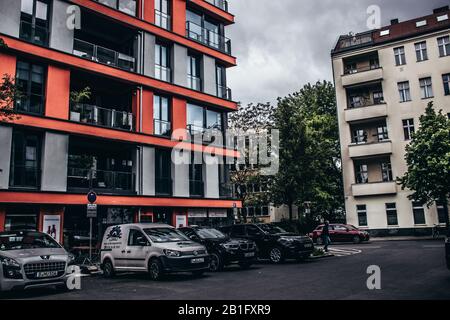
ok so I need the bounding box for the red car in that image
[309,224,370,244]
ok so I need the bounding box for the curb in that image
[307,253,335,260]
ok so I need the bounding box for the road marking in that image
[318,247,362,257]
[422,245,444,248]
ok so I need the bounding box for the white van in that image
[100,223,210,280]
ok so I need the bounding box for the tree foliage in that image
[0,74,22,122]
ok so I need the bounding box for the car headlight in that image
[446,237,450,244]
[163,249,181,257]
[221,243,239,250]
[279,237,295,243]
[0,256,21,268]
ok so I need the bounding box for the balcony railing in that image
[205,0,229,11]
[188,75,202,91]
[70,103,134,131]
[219,183,234,198]
[190,179,204,197]
[344,64,380,75]
[155,65,172,82]
[73,38,135,72]
[19,20,49,46]
[155,177,172,196]
[155,9,171,30]
[67,167,135,192]
[217,84,232,100]
[9,165,41,189]
[154,119,171,136]
[94,0,137,16]
[186,21,231,55]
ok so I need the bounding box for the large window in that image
[357,205,368,227]
[155,149,172,195]
[443,74,450,96]
[403,119,415,140]
[377,125,389,142]
[415,41,428,62]
[355,164,368,184]
[187,54,202,91]
[352,129,367,144]
[394,46,406,66]
[419,77,433,99]
[155,0,170,30]
[10,130,41,189]
[438,36,450,57]
[187,104,223,136]
[216,65,229,99]
[153,95,171,136]
[97,0,137,16]
[189,152,204,197]
[155,43,171,82]
[381,161,393,182]
[398,81,411,102]
[15,60,46,115]
[20,0,49,46]
[412,202,426,225]
[386,203,398,226]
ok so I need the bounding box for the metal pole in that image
[89,217,93,262]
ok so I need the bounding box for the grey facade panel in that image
[0,126,13,190]
[143,33,156,78]
[142,146,156,196]
[172,44,187,87]
[203,154,219,199]
[202,55,217,96]
[41,132,69,192]
[171,149,189,197]
[0,0,21,38]
[50,0,74,53]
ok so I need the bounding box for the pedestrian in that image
[322,221,331,252]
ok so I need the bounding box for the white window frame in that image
[414,41,428,61]
[398,81,411,102]
[419,77,433,99]
[394,46,406,65]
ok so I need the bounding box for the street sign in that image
[87,203,97,218]
[87,191,97,204]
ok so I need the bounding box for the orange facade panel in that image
[45,66,70,120]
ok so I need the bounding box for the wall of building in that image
[41,132,69,192]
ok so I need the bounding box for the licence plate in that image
[191,258,204,264]
[304,244,313,248]
[36,271,59,278]
[244,252,255,257]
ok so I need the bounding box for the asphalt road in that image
[2,240,449,300]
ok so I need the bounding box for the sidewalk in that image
[370,236,445,242]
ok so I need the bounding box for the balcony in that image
[188,75,202,91]
[94,0,137,16]
[345,103,388,122]
[154,119,171,137]
[67,168,135,194]
[205,0,229,11]
[217,84,232,100]
[342,67,383,87]
[190,179,205,197]
[69,103,134,131]
[349,141,392,158]
[155,177,172,196]
[186,21,232,54]
[155,9,171,30]
[19,20,49,46]
[352,181,397,197]
[9,165,41,190]
[155,65,172,82]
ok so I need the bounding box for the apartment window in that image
[386,203,398,226]
[352,129,367,144]
[412,202,426,225]
[415,41,428,61]
[189,152,204,197]
[15,60,46,115]
[443,74,450,95]
[398,81,411,102]
[357,205,368,227]
[403,119,415,140]
[97,0,137,15]
[437,203,447,224]
[187,103,223,135]
[155,43,171,82]
[437,36,450,57]
[19,0,49,46]
[9,130,41,189]
[373,91,384,104]
[381,161,393,182]
[355,164,368,184]
[394,47,406,66]
[155,0,170,30]
[345,63,357,74]
[155,149,172,195]
[153,95,171,136]
[349,95,364,108]
[419,77,433,99]
[187,54,202,91]
[216,65,229,99]
[377,125,389,142]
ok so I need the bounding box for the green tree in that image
[397,102,450,228]
[0,38,22,121]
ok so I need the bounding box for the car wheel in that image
[269,247,284,264]
[209,253,223,272]
[149,259,164,281]
[102,259,115,278]
[316,237,323,245]
[353,236,362,244]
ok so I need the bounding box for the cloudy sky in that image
[227,0,449,106]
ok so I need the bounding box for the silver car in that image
[101,223,210,280]
[0,231,73,292]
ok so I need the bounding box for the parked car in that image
[100,223,210,280]
[446,229,450,270]
[220,224,314,264]
[309,224,370,244]
[178,226,257,272]
[0,231,73,292]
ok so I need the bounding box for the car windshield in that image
[196,228,226,239]
[144,228,190,243]
[258,224,287,234]
[0,232,61,251]
[346,225,358,230]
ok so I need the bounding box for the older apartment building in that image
[0,0,241,246]
[332,6,450,236]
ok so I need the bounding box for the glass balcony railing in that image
[217,84,232,100]
[19,20,49,46]
[155,9,171,30]
[154,119,171,136]
[9,165,41,189]
[73,38,136,72]
[67,167,135,192]
[206,0,229,12]
[219,183,234,199]
[155,65,172,82]
[188,75,202,91]
[94,0,137,16]
[70,103,134,131]
[186,21,232,55]
[155,177,172,196]
[189,179,204,197]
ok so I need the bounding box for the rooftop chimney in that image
[390,19,399,25]
[434,6,449,14]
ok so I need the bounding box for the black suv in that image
[178,226,257,272]
[446,229,450,270]
[220,224,314,264]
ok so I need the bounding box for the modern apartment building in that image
[0,0,241,246]
[332,6,450,236]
